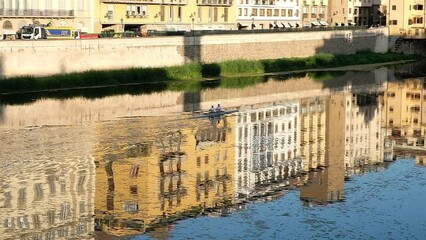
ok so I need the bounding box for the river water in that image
[1,61,426,240]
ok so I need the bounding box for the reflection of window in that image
[130,185,138,195]
[309,103,315,113]
[124,202,139,214]
[301,106,307,115]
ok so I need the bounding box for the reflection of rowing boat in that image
[191,109,239,119]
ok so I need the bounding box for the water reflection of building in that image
[300,93,346,205]
[299,97,326,171]
[94,116,235,237]
[235,103,302,197]
[300,90,386,205]
[0,156,95,239]
[416,155,426,166]
[329,92,385,168]
[385,79,426,145]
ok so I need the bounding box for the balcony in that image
[102,0,188,5]
[197,0,232,6]
[0,9,75,17]
[126,11,149,18]
[253,0,274,5]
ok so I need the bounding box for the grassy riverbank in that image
[0,52,420,94]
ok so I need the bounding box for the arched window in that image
[2,20,13,29]
[18,20,27,28]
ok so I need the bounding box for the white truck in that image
[20,25,80,40]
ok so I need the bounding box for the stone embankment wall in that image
[396,39,426,56]
[0,28,388,78]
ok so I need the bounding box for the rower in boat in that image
[216,104,222,113]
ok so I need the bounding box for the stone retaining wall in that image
[0,28,388,78]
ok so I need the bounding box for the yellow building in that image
[93,115,236,237]
[0,0,94,38]
[387,0,426,38]
[94,0,236,33]
[302,0,328,27]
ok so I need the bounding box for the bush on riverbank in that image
[0,52,420,94]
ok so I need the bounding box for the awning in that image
[319,21,328,26]
[311,21,320,26]
[287,22,294,27]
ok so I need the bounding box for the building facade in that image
[236,0,302,30]
[302,0,328,27]
[387,0,426,38]
[94,0,236,33]
[0,0,94,38]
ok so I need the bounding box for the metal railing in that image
[196,0,232,6]
[0,9,75,17]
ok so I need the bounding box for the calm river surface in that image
[1,61,426,240]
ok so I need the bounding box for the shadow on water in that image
[0,74,266,106]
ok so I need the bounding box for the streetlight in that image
[190,12,196,31]
[252,17,255,34]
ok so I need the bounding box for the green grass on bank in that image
[0,52,420,94]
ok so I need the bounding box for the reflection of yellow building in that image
[0,156,95,239]
[94,115,235,237]
[94,0,236,33]
[299,92,346,205]
[299,166,345,205]
[416,155,426,166]
[327,91,384,169]
[385,80,426,145]
[299,97,326,171]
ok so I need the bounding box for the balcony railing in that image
[197,0,232,6]
[0,9,75,17]
[102,0,188,4]
[126,11,149,18]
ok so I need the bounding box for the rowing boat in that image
[190,109,239,119]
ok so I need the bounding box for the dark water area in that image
[1,61,426,240]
